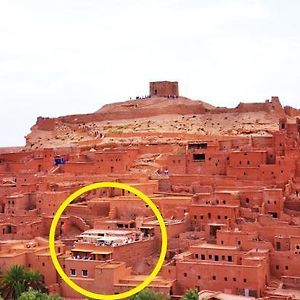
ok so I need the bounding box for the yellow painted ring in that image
[49,182,168,299]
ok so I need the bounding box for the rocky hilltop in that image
[25,82,300,149]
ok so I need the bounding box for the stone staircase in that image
[49,165,60,174]
[108,206,117,219]
[69,215,90,232]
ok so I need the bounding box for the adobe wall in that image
[270,252,300,277]
[0,252,26,271]
[149,81,179,97]
[235,97,284,116]
[112,239,155,267]
[37,191,71,216]
[175,260,267,297]
[27,251,59,286]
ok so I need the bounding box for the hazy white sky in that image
[1,0,300,146]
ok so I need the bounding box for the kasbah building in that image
[0,81,300,300]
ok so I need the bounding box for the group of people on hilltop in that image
[129,94,179,100]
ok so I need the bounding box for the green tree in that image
[181,288,198,300]
[130,289,170,300]
[0,265,46,300]
[18,289,62,300]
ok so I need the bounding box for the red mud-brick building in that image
[1,83,300,299]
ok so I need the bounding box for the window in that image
[42,262,45,267]
[238,241,241,245]
[193,153,205,161]
[208,213,211,219]
[285,266,289,270]
[208,254,212,259]
[198,275,201,280]
[224,277,228,281]
[276,265,279,270]
[244,278,247,283]
[201,254,205,260]
[214,255,219,261]
[82,270,88,277]
[188,143,207,150]
[217,215,221,219]
[212,275,216,280]
[233,277,236,282]
[246,197,250,203]
[195,254,199,259]
[70,269,76,276]
[222,255,225,260]
[228,256,232,262]
[184,273,187,277]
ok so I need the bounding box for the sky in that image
[1,0,300,146]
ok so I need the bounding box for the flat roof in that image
[81,229,136,235]
[199,291,255,300]
[91,251,112,255]
[192,243,239,250]
[72,248,92,253]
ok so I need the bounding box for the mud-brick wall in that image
[113,238,155,266]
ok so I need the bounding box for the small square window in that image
[212,275,216,280]
[233,277,236,282]
[70,269,76,276]
[82,270,88,277]
[184,273,187,277]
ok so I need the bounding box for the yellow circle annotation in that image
[49,182,168,300]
